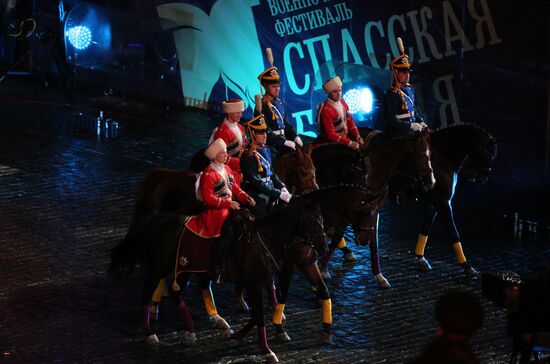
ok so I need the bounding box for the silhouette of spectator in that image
[407,289,484,364]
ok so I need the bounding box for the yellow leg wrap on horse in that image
[321,299,332,324]
[152,278,166,303]
[415,234,428,256]
[452,242,467,264]
[202,289,218,316]
[273,303,285,325]
[337,238,347,249]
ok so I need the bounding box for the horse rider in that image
[383,37,427,139]
[240,113,291,217]
[257,48,303,156]
[317,75,364,150]
[209,98,248,184]
[186,138,256,279]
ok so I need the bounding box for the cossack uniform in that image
[317,76,361,146]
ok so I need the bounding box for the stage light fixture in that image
[66,25,91,50]
[343,87,374,114]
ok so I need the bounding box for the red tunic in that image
[210,120,247,172]
[185,164,249,238]
[317,99,359,145]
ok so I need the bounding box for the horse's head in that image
[349,187,388,246]
[411,128,436,191]
[464,135,498,185]
[296,200,327,257]
[295,144,318,193]
[351,199,375,246]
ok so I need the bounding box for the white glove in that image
[294,136,303,147]
[279,190,292,203]
[283,140,296,150]
[410,122,423,132]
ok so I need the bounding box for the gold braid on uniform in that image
[262,96,277,122]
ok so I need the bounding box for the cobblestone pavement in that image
[1,78,549,363]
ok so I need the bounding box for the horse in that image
[110,212,233,344]
[228,191,328,363]
[121,144,318,315]
[405,124,497,275]
[131,143,317,221]
[310,128,435,287]
[345,124,498,286]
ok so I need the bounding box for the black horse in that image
[228,192,328,363]
[311,128,435,287]
[351,124,497,286]
[408,124,497,274]
[110,212,233,344]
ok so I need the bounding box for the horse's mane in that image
[311,143,358,155]
[251,184,370,225]
[432,123,495,142]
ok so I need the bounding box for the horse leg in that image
[368,213,390,288]
[149,278,167,321]
[415,204,437,272]
[336,235,357,262]
[272,260,295,342]
[319,224,347,279]
[142,275,161,344]
[436,201,479,278]
[234,283,250,312]
[198,272,232,336]
[298,262,334,344]
[232,284,279,362]
[169,272,197,343]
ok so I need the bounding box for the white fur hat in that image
[322,76,343,93]
[222,99,245,114]
[204,138,227,160]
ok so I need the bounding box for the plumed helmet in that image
[390,37,412,84]
[246,114,267,139]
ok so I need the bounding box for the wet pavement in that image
[1,77,549,363]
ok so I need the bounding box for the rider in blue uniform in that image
[257,52,303,156]
[384,37,426,138]
[240,114,291,217]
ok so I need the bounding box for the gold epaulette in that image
[389,86,399,93]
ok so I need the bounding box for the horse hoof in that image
[320,268,331,280]
[221,328,234,338]
[235,299,250,312]
[416,257,432,272]
[375,273,391,288]
[145,333,159,345]
[182,331,197,344]
[276,331,291,342]
[264,350,279,363]
[321,331,334,345]
[464,266,480,279]
[343,251,357,262]
[212,314,230,330]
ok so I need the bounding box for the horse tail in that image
[110,218,147,278]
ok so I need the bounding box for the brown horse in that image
[310,128,435,287]
[131,144,316,221]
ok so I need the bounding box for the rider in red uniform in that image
[317,76,363,150]
[209,99,248,183]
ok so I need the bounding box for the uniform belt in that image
[396,111,414,120]
[261,176,272,182]
[272,129,284,136]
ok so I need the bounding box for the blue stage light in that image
[66,25,91,50]
[343,87,374,114]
